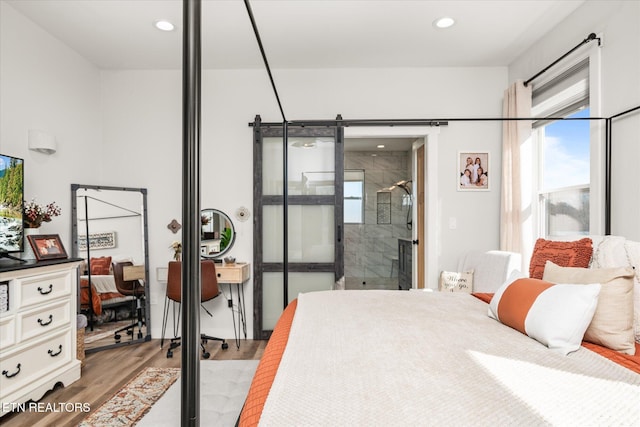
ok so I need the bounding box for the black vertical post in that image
[283,121,289,308]
[141,188,150,339]
[83,195,93,331]
[252,115,263,338]
[605,118,612,235]
[182,0,201,426]
[335,114,344,283]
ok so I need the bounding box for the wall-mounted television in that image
[0,154,24,261]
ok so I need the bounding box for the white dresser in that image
[0,259,82,416]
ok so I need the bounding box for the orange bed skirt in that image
[238,293,640,426]
[238,299,297,427]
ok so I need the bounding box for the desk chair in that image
[112,261,146,342]
[161,260,228,358]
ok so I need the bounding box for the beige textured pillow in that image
[542,261,635,355]
[439,270,473,293]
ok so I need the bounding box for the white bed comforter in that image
[80,275,118,293]
[259,290,640,427]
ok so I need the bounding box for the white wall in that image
[508,0,640,241]
[100,67,507,338]
[0,2,102,245]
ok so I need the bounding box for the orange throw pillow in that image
[529,238,592,279]
[90,256,112,275]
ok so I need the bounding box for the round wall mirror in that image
[200,208,235,259]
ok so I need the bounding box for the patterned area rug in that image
[79,367,180,427]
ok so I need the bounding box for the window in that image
[532,58,591,238]
[538,108,590,237]
[344,170,364,223]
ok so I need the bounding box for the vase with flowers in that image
[200,214,210,239]
[22,199,61,259]
[23,199,61,229]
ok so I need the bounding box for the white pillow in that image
[489,276,601,355]
[439,270,473,293]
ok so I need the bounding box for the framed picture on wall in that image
[458,151,490,191]
[27,234,68,261]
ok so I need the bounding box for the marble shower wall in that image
[344,151,412,288]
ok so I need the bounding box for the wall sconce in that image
[28,130,57,154]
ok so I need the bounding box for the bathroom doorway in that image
[343,137,415,290]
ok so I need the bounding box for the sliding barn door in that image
[253,119,344,339]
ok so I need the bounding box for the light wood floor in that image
[1,338,267,427]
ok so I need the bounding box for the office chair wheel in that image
[167,349,173,358]
[222,342,229,350]
[114,334,121,340]
[127,330,133,336]
[202,351,210,359]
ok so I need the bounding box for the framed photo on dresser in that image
[27,234,68,261]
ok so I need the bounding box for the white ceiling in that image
[6,0,585,152]
[7,0,585,70]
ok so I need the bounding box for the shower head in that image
[395,180,412,195]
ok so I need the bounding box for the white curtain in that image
[500,80,531,254]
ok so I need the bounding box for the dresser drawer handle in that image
[38,284,53,295]
[2,364,21,379]
[48,345,63,357]
[38,314,53,326]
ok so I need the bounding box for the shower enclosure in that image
[344,149,412,290]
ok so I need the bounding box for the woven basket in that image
[77,328,86,368]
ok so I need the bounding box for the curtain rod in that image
[244,0,287,122]
[524,33,600,87]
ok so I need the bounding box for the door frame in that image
[344,126,441,289]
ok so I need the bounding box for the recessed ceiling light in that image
[433,16,455,29]
[154,20,175,32]
[377,144,385,149]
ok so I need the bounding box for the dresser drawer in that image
[18,270,72,310]
[216,263,250,283]
[0,329,72,398]
[18,300,71,342]
[0,316,15,349]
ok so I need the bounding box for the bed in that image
[239,289,640,426]
[79,274,133,317]
[79,256,135,320]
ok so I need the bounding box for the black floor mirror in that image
[71,184,151,353]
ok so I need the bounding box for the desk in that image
[216,262,250,349]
